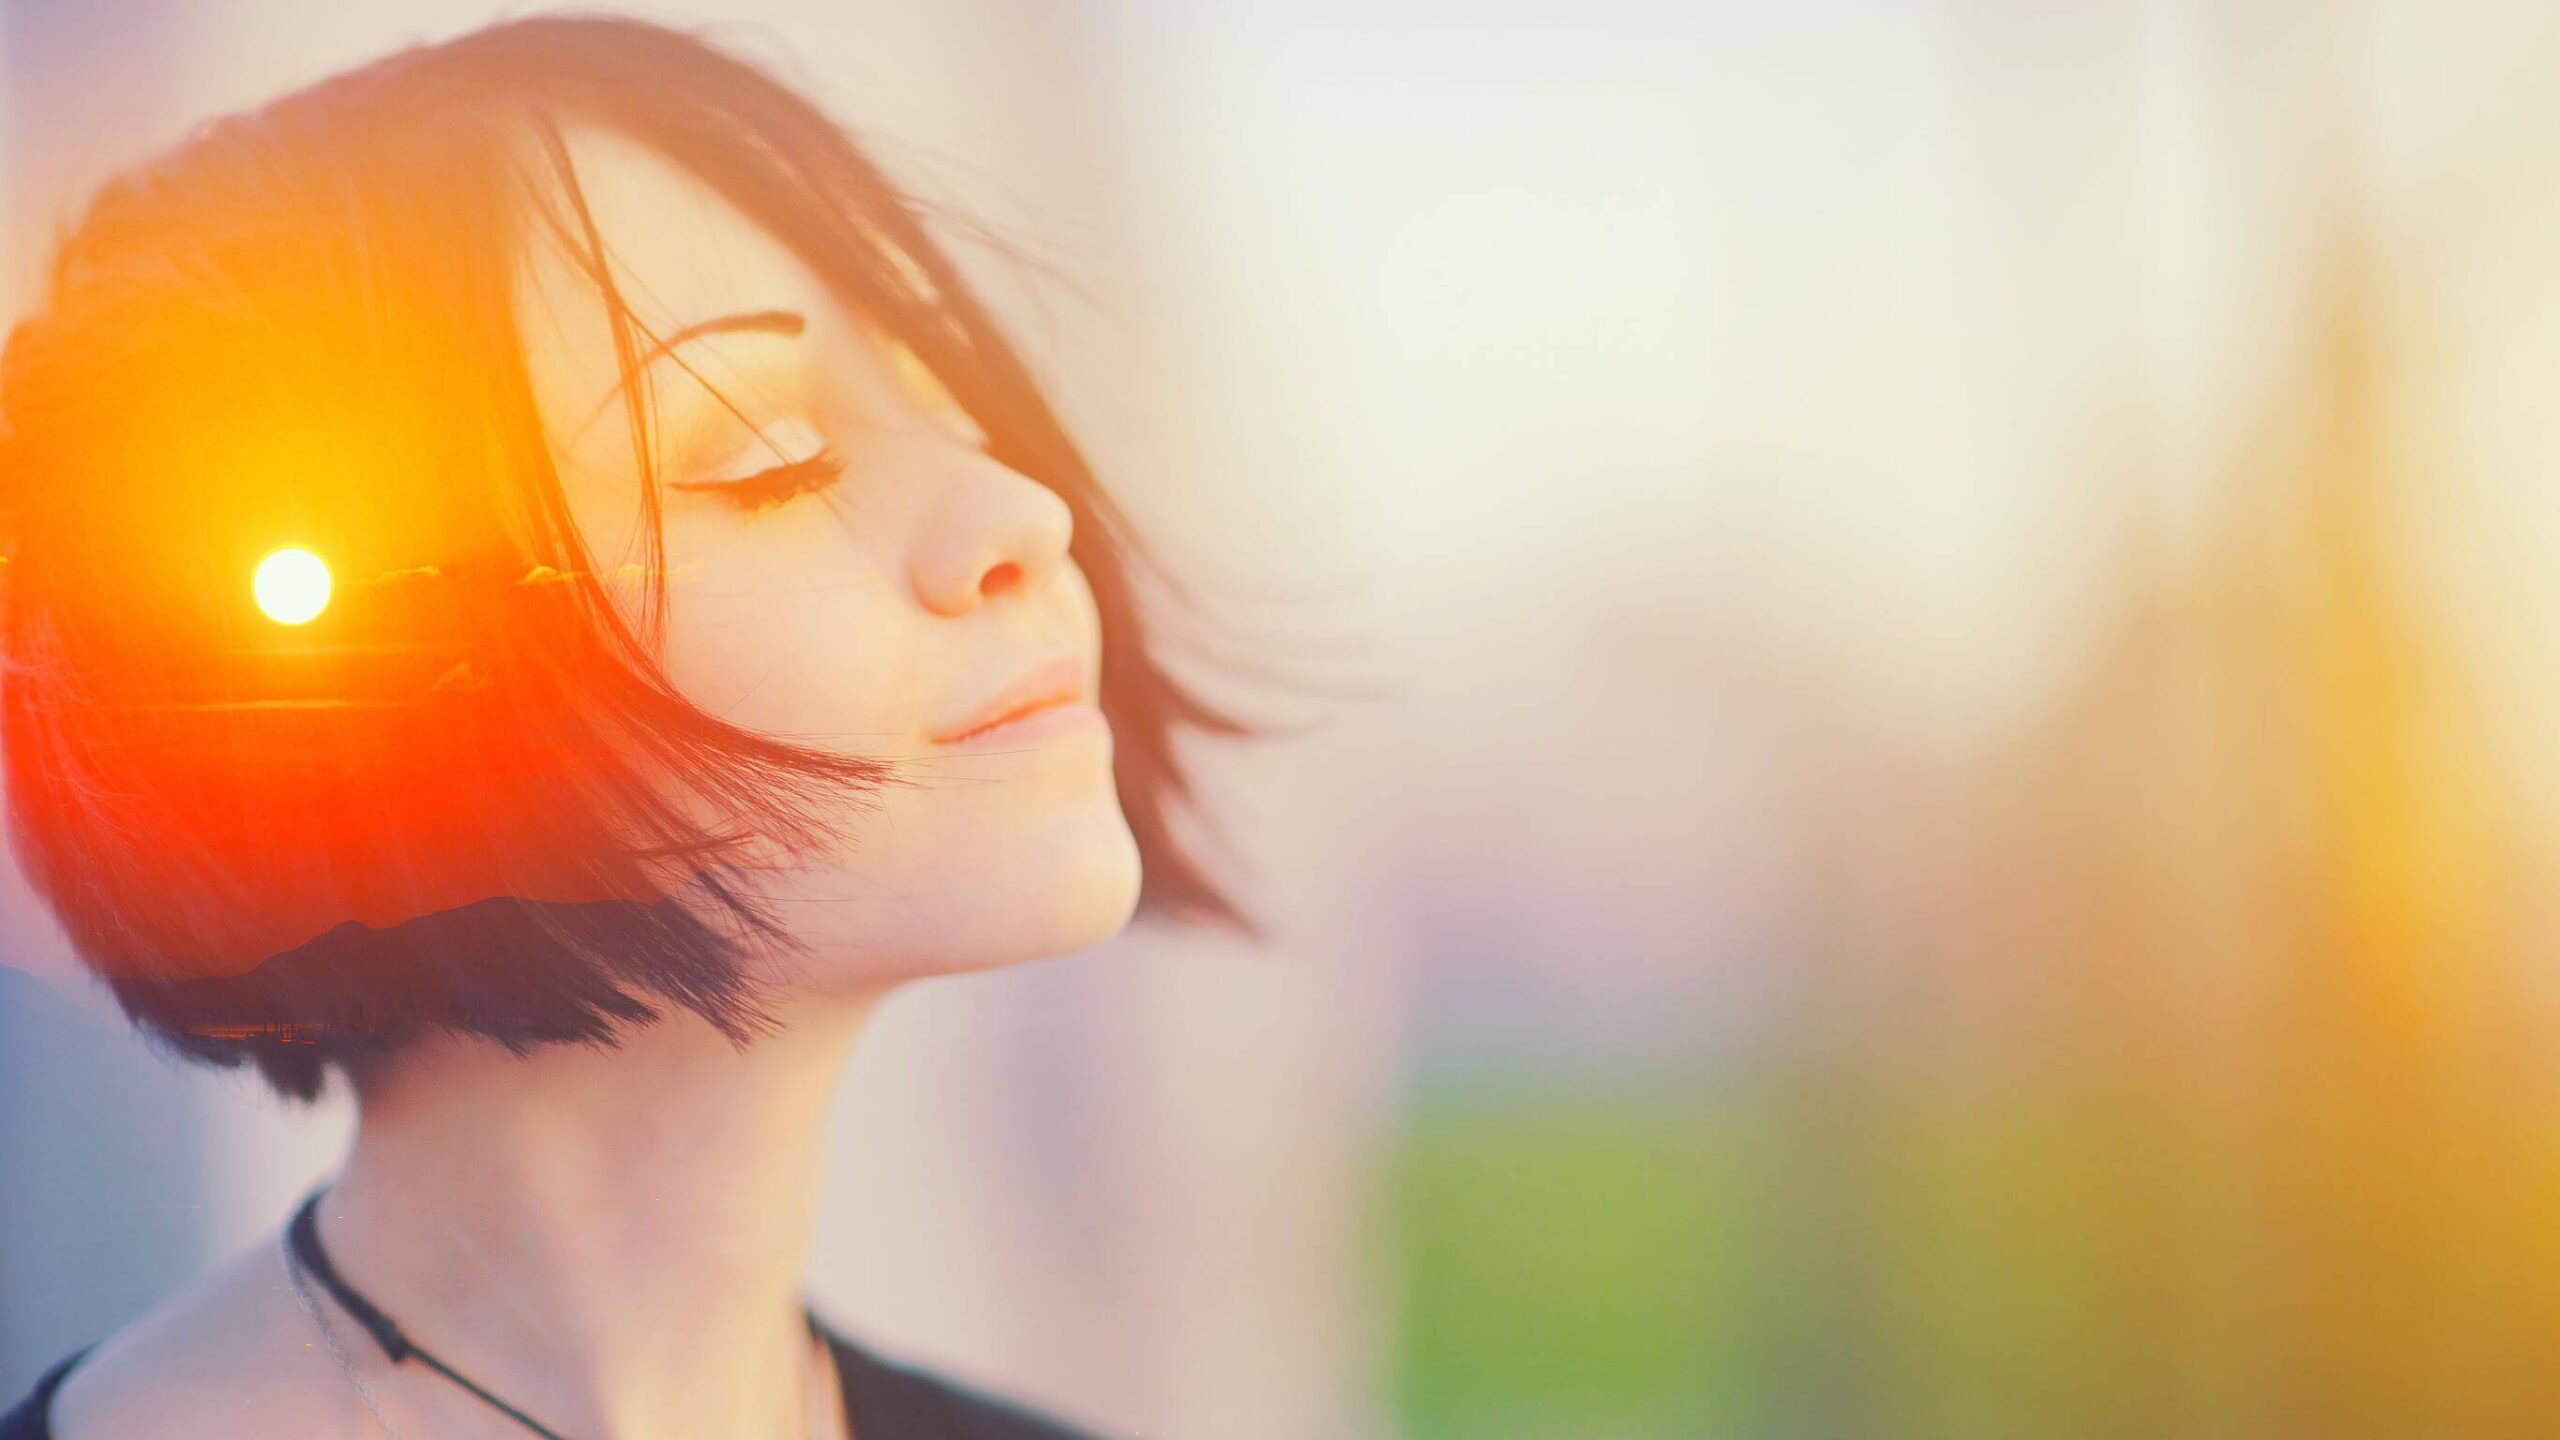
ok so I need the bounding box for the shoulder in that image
[0,1351,82,1440]
[29,1239,375,1440]
[827,1333,1122,1440]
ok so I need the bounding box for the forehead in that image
[513,126,825,435]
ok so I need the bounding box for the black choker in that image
[287,1191,573,1438]
[286,1192,834,1437]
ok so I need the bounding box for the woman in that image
[0,14,1242,1438]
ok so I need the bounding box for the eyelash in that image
[673,446,846,514]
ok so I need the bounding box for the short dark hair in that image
[0,15,1245,1099]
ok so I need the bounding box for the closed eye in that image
[670,445,846,514]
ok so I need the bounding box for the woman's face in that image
[514,130,1140,990]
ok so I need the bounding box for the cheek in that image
[651,509,927,750]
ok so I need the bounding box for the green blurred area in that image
[1385,1079,2255,1440]
[1386,1076,1777,1440]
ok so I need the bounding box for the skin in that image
[49,127,1142,1439]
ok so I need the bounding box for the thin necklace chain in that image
[278,1218,831,1440]
[283,1228,407,1439]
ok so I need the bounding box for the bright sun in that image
[253,547,332,625]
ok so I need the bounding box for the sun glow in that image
[253,547,332,625]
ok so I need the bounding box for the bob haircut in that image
[0,15,1243,1100]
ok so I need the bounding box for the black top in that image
[0,1325,1105,1439]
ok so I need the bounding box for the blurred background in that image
[10,0,2560,1436]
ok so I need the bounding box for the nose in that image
[909,451,1075,617]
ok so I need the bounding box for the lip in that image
[931,656,1095,746]
[940,698,1107,750]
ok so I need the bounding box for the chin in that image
[766,797,1144,989]
[973,802,1145,965]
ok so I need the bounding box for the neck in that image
[318,993,879,1439]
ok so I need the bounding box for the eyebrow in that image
[573,308,807,436]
